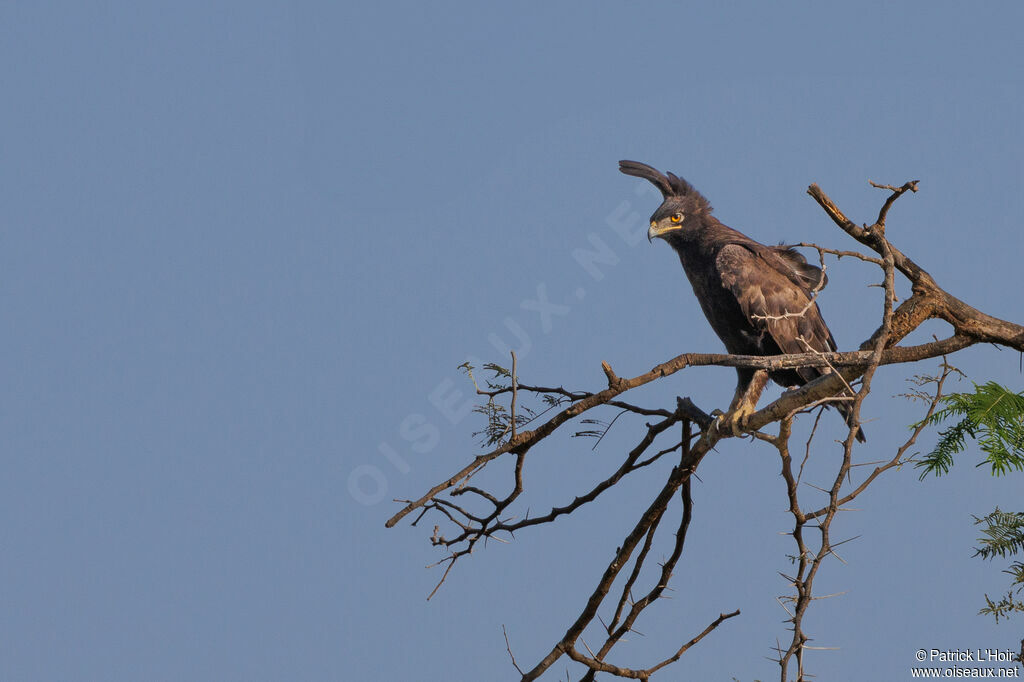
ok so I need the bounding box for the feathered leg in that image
[727,368,769,437]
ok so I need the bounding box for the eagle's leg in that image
[726,368,769,436]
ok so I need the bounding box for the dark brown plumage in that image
[620,160,864,441]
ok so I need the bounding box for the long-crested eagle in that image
[620,160,865,442]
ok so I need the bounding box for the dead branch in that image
[807,183,1024,351]
[386,335,975,530]
[388,177,1024,681]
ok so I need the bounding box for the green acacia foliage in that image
[915,381,1024,479]
[917,381,1024,624]
[973,508,1024,623]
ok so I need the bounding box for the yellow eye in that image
[670,213,683,223]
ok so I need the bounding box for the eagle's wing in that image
[716,244,837,383]
[771,245,827,293]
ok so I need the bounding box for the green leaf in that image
[914,382,1024,479]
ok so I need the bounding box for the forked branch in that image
[389,178,1024,681]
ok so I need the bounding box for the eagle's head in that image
[618,160,711,242]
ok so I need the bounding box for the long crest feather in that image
[618,160,675,198]
[618,160,703,204]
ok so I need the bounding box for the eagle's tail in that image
[836,402,867,443]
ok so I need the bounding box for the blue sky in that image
[2,2,1023,680]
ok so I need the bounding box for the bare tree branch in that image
[388,177,1024,681]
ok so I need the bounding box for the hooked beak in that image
[647,221,681,243]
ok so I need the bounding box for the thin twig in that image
[503,625,525,676]
[510,351,519,440]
